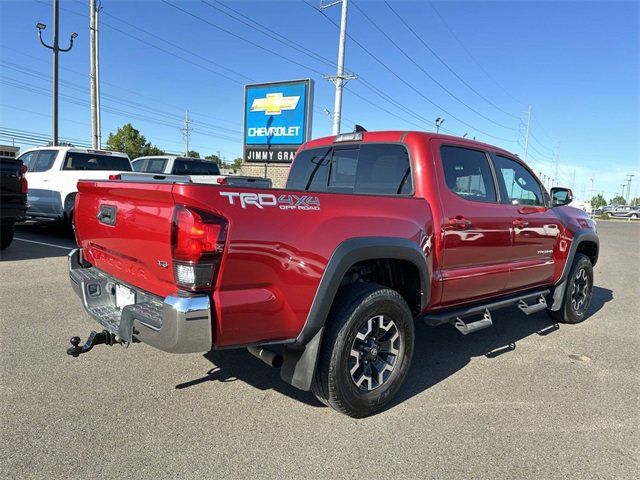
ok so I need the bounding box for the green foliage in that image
[610,195,626,206]
[630,197,640,206]
[187,150,200,158]
[590,194,607,210]
[232,157,242,170]
[105,123,164,159]
[205,154,221,164]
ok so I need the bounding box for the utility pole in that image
[553,143,560,187]
[523,105,531,163]
[322,0,357,136]
[181,110,192,156]
[90,0,102,148]
[95,2,101,148]
[90,0,98,149]
[589,177,594,200]
[625,174,634,203]
[36,0,77,146]
[435,117,445,133]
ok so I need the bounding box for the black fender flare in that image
[550,229,599,310]
[280,236,431,391]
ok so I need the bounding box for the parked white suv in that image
[17,147,131,226]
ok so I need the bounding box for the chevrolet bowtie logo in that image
[251,93,300,115]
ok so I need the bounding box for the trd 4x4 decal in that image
[220,192,320,211]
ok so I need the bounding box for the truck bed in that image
[74,180,433,347]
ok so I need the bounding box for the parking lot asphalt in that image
[1,221,638,479]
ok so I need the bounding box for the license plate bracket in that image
[115,284,135,310]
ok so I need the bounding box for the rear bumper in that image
[68,248,212,353]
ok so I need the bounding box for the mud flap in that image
[280,327,324,391]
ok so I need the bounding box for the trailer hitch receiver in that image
[66,330,120,357]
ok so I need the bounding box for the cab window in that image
[25,150,58,173]
[440,146,497,202]
[493,155,544,206]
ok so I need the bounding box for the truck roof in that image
[301,130,515,157]
[19,146,129,158]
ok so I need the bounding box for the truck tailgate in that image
[75,181,176,297]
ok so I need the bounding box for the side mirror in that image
[550,187,573,207]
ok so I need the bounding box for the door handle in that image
[512,218,529,229]
[449,216,472,230]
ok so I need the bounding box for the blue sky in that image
[1,0,638,200]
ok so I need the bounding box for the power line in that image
[304,0,516,142]
[427,1,524,107]
[1,44,243,130]
[161,0,326,76]
[383,1,520,121]
[351,1,517,132]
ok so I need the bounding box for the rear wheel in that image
[548,253,593,324]
[0,223,15,250]
[312,283,415,417]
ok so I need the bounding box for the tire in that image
[311,283,415,418]
[0,223,15,250]
[547,253,593,324]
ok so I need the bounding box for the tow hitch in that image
[66,330,123,357]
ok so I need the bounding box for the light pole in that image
[435,117,445,133]
[36,0,77,146]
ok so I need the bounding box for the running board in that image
[422,289,551,327]
[518,294,548,315]
[451,309,493,335]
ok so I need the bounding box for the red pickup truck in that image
[68,130,598,417]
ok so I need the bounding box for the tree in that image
[187,150,200,158]
[630,197,640,206]
[205,154,221,164]
[232,157,242,170]
[610,195,626,206]
[590,194,607,210]
[106,123,164,159]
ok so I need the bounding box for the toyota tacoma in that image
[67,130,599,417]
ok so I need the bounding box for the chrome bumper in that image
[68,249,212,353]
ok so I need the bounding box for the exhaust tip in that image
[247,346,283,369]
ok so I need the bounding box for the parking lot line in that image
[14,237,73,250]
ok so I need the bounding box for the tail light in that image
[19,165,28,194]
[108,174,121,180]
[171,205,227,291]
[216,177,227,185]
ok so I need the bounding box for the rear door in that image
[489,154,559,290]
[433,141,512,306]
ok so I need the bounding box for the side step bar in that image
[452,309,493,335]
[422,289,551,333]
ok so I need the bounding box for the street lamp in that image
[435,117,445,133]
[35,0,77,146]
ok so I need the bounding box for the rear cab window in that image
[440,146,497,202]
[63,152,132,171]
[172,159,220,176]
[286,143,413,195]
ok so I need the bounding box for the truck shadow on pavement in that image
[177,286,613,413]
[0,223,75,262]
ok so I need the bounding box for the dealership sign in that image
[244,79,314,163]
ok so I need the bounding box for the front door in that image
[490,154,560,291]
[434,142,512,307]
